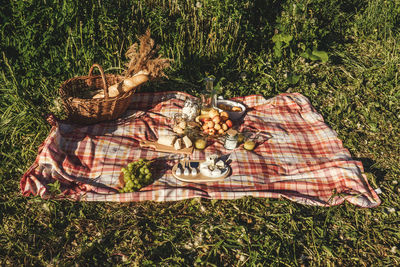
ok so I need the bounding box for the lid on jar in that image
[226,128,238,136]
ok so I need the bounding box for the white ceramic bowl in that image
[214,99,246,120]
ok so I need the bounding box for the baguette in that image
[93,74,149,99]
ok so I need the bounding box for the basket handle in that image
[88,64,109,99]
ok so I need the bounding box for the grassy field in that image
[1,0,400,265]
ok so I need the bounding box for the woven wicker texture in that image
[60,64,138,124]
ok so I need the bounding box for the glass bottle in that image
[201,77,216,113]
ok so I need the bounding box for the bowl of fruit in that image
[194,108,234,136]
[215,99,246,120]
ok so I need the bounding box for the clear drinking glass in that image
[243,131,262,151]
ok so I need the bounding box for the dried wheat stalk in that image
[92,29,171,99]
[123,28,171,79]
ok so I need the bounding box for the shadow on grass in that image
[356,157,387,183]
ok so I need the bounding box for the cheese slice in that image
[215,160,225,168]
[182,136,192,148]
[157,135,177,147]
[174,138,183,150]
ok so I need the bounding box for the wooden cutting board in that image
[139,140,194,155]
[172,160,231,183]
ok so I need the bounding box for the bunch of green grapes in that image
[119,159,153,193]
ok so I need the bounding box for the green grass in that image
[1,0,400,265]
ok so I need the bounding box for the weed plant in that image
[1,0,400,265]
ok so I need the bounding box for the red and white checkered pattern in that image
[20,91,381,207]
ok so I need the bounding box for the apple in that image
[212,115,221,124]
[225,119,233,128]
[209,108,219,118]
[207,121,215,129]
[214,123,221,130]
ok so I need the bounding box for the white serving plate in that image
[172,160,231,183]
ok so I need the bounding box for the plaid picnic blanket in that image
[20,91,381,207]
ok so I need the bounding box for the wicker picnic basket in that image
[60,64,138,124]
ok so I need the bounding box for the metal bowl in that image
[214,99,246,120]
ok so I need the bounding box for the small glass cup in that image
[242,131,261,151]
[194,135,208,150]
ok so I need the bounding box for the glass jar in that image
[173,113,188,125]
[182,97,200,121]
[172,113,188,135]
[224,129,238,150]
